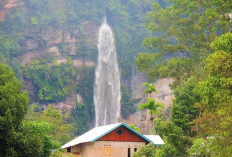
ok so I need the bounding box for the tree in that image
[24,60,76,103]
[26,104,74,145]
[154,112,185,157]
[71,102,89,135]
[142,82,157,98]
[121,84,140,119]
[153,77,200,157]
[192,33,232,156]
[0,35,21,61]
[133,143,155,157]
[189,138,216,157]
[135,0,232,87]
[15,121,54,157]
[0,63,29,156]
[134,1,232,156]
[139,98,164,120]
[129,124,141,133]
[139,82,164,120]
[0,63,59,157]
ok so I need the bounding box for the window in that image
[67,147,71,152]
[128,148,131,157]
[104,147,111,156]
[116,128,123,136]
[134,148,137,152]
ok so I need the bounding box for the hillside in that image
[0,0,173,135]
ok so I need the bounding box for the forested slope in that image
[0,0,156,135]
[135,0,232,156]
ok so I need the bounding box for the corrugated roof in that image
[144,135,164,145]
[62,123,164,149]
[62,123,121,148]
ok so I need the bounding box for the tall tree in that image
[26,104,74,145]
[192,33,232,156]
[135,0,232,87]
[154,78,200,156]
[0,63,58,157]
[139,98,164,119]
[135,1,232,156]
[142,82,157,98]
[0,63,29,156]
[139,82,164,120]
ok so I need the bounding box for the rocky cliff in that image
[123,67,174,134]
[1,0,174,133]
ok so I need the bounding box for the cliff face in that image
[19,22,98,110]
[1,0,174,132]
[0,0,98,111]
[0,0,23,21]
[124,67,174,134]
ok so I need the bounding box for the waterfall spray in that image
[94,18,121,126]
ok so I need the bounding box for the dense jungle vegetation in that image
[135,0,232,156]
[1,0,232,156]
[0,0,156,156]
[0,0,155,140]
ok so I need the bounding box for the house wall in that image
[70,143,94,157]
[70,141,146,157]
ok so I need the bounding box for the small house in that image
[62,122,164,157]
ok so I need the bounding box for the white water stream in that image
[94,18,121,126]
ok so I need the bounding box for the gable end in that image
[97,126,148,142]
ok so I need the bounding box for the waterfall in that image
[94,18,121,126]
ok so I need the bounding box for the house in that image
[62,122,164,157]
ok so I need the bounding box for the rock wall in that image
[1,0,174,132]
[125,67,174,134]
[13,15,98,111]
[0,0,23,22]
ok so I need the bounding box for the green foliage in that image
[24,60,76,103]
[172,78,200,135]
[121,85,140,119]
[69,67,95,135]
[19,0,153,76]
[133,143,155,157]
[129,124,141,133]
[0,1,155,137]
[31,16,38,25]
[0,63,29,156]
[23,0,66,28]
[142,82,157,96]
[153,77,200,156]
[135,2,232,155]
[191,33,232,156]
[211,32,232,53]
[60,43,72,54]
[154,33,232,157]
[0,63,56,157]
[1,8,27,34]
[188,138,216,157]
[50,149,74,157]
[77,67,95,121]
[0,34,23,79]
[71,102,89,135]
[16,121,54,157]
[139,98,164,119]
[0,34,21,61]
[26,104,74,145]
[135,0,232,86]
[154,112,185,157]
[139,82,164,119]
